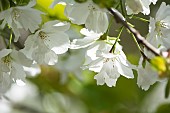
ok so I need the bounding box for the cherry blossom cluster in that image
[1,0,170,96]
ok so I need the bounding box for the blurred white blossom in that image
[0,82,44,113]
[0,49,32,96]
[0,0,43,42]
[126,0,157,15]
[55,49,85,83]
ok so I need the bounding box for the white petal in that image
[45,32,70,54]
[126,0,143,15]
[0,73,12,96]
[12,22,20,42]
[44,50,58,65]
[32,44,47,64]
[0,49,12,59]
[18,8,42,33]
[156,2,170,20]
[140,0,151,15]
[137,62,158,90]
[70,36,96,49]
[80,28,102,37]
[0,9,12,28]
[11,50,32,67]
[83,57,104,72]
[117,52,137,69]
[115,59,134,78]
[103,60,120,79]
[11,62,26,82]
[105,77,117,87]
[23,64,41,76]
[65,2,90,25]
[21,34,38,59]
[85,11,108,33]
[42,20,70,32]
[97,12,109,33]
[94,72,105,86]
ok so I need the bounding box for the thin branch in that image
[108,8,161,56]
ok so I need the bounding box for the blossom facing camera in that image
[83,41,135,87]
[21,20,70,65]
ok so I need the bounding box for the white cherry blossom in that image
[0,0,42,42]
[148,2,170,49]
[21,20,70,65]
[83,41,135,87]
[55,49,85,83]
[0,73,11,96]
[126,0,157,15]
[0,49,32,95]
[64,0,109,33]
[137,58,160,90]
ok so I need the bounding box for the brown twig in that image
[108,8,161,56]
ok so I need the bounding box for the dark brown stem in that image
[108,8,161,56]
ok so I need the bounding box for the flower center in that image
[155,21,168,36]
[103,58,116,64]
[13,10,21,20]
[39,31,49,40]
[2,55,11,67]
[88,3,96,11]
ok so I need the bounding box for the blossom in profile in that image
[125,0,157,15]
[21,20,70,65]
[83,41,135,87]
[148,2,170,49]
[64,0,109,33]
[0,0,42,42]
[0,49,32,95]
[137,58,161,90]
